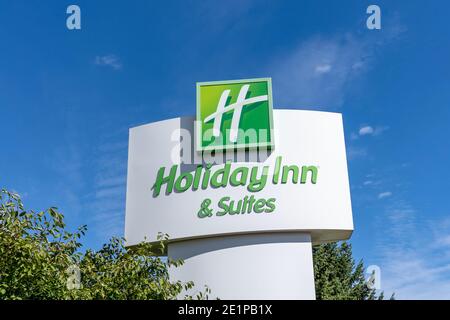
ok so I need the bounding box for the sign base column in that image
[168,232,316,299]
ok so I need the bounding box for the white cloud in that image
[375,202,450,299]
[350,132,359,141]
[373,126,389,136]
[436,234,450,247]
[378,191,392,199]
[363,180,373,186]
[46,141,85,218]
[87,137,128,239]
[359,126,374,136]
[315,64,332,74]
[352,61,365,70]
[270,36,367,109]
[94,54,122,70]
[95,175,126,188]
[358,125,389,137]
[347,146,367,160]
[267,16,406,110]
[380,248,450,299]
[95,186,124,199]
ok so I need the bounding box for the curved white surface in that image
[125,110,353,246]
[168,232,316,300]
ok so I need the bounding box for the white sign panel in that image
[125,110,353,246]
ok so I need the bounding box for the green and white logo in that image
[196,78,274,152]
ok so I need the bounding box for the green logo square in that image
[196,78,274,152]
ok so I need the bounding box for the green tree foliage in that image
[1,188,389,300]
[313,242,385,300]
[0,189,206,300]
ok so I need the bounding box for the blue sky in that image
[1,1,450,299]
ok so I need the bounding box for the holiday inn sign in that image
[125,78,354,299]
